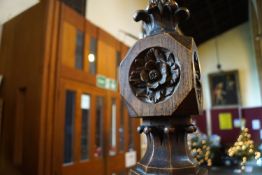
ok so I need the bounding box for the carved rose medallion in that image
[129,47,180,104]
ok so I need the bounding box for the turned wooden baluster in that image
[119,0,207,174]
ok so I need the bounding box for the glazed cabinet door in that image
[57,79,106,175]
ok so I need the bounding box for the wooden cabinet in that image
[56,5,140,175]
[0,1,140,175]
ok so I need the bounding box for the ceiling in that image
[176,0,249,45]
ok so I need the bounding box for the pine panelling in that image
[61,22,77,68]
[85,20,97,37]
[97,41,117,79]
[60,66,96,86]
[97,40,109,76]
[98,29,121,51]
[97,29,120,80]
[107,45,117,79]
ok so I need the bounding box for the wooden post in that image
[119,0,207,174]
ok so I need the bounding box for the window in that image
[62,0,87,16]
[64,90,76,164]
[80,94,91,161]
[94,96,104,158]
[75,30,84,70]
[88,36,97,74]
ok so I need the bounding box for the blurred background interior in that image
[0,0,262,175]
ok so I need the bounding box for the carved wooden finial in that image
[119,28,202,117]
[119,1,207,175]
[134,0,190,36]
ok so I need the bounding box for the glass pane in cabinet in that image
[128,117,135,151]
[94,96,104,158]
[75,30,84,70]
[64,90,76,164]
[119,99,125,152]
[80,94,91,161]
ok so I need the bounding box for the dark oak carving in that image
[129,47,180,104]
[119,0,207,174]
[194,52,203,106]
[120,33,202,117]
[132,117,207,175]
[134,0,190,36]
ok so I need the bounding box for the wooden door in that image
[58,79,107,175]
[56,80,140,175]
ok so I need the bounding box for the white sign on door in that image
[81,94,90,110]
[125,151,137,168]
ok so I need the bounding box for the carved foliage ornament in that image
[194,53,202,104]
[129,47,180,104]
[134,0,190,36]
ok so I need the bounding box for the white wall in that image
[0,0,39,24]
[0,0,40,49]
[86,0,147,46]
[199,22,261,109]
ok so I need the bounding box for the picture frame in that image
[208,70,241,107]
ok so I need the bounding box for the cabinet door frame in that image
[54,79,141,175]
[59,4,98,87]
[55,79,107,175]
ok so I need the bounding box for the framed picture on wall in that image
[209,70,241,107]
